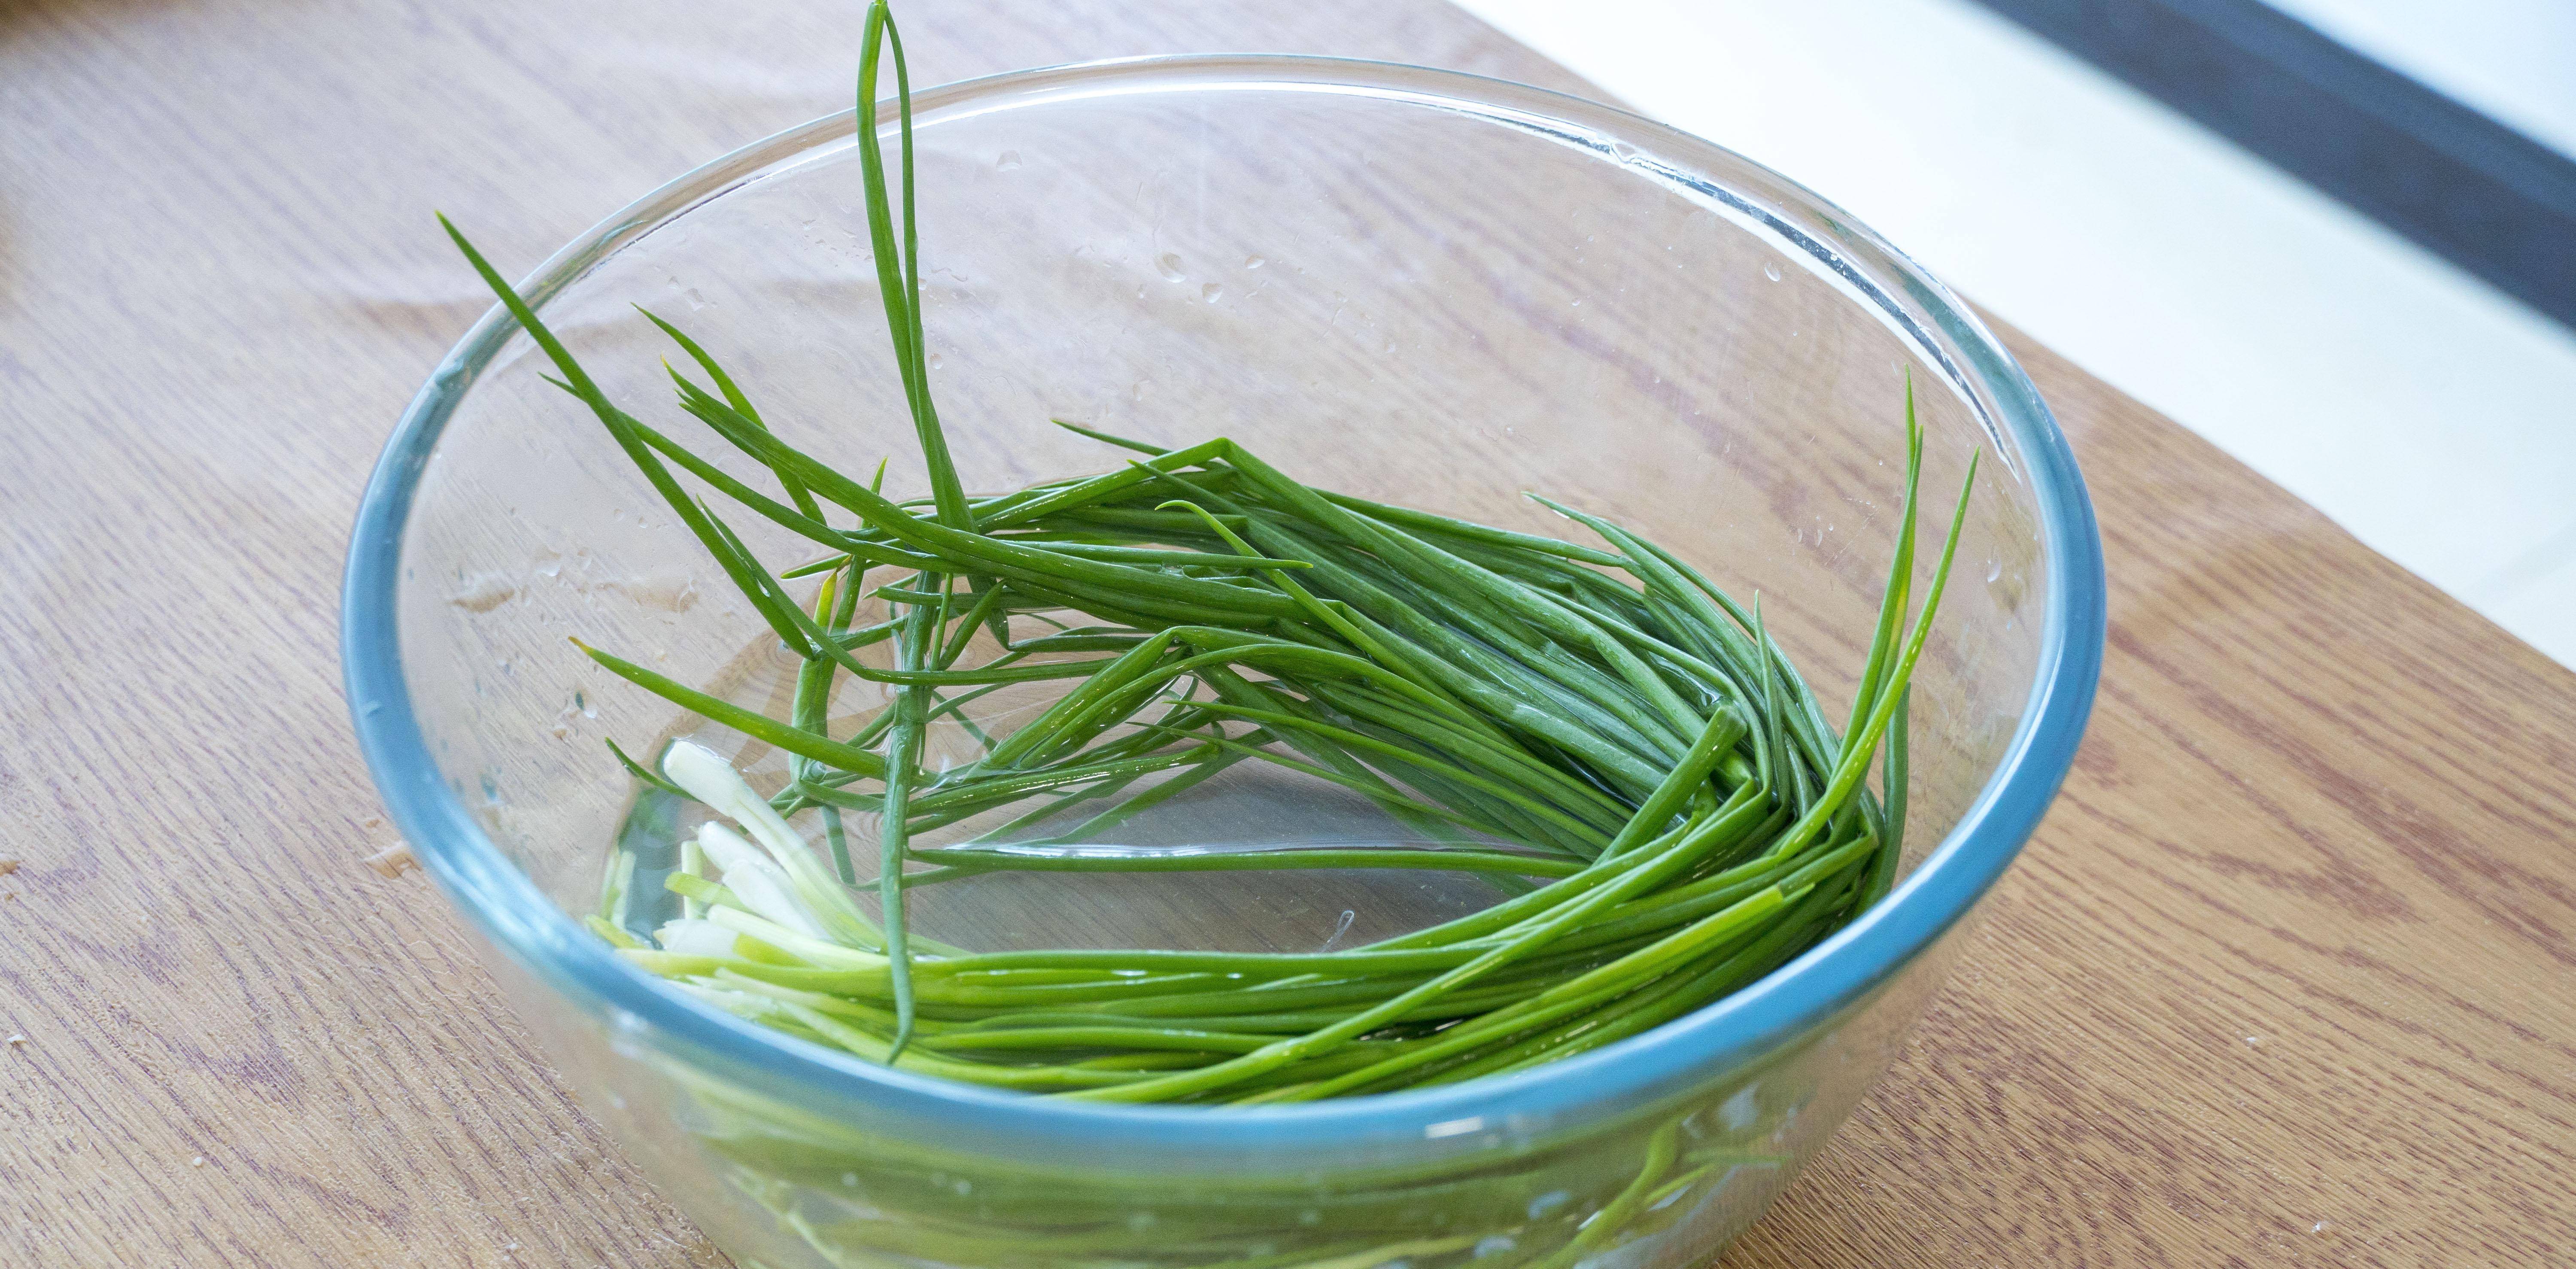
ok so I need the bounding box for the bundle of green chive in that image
[444,0,1972,1108]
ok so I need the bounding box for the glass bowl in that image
[344,55,2103,1269]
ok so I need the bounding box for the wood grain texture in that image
[0,1,2569,1267]
[1719,329,2576,1269]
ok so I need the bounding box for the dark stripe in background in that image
[1966,0,2576,329]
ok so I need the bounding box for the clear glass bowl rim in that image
[342,53,2105,1160]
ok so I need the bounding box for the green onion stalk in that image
[443,2,1976,1264]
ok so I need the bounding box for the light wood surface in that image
[3,1,2571,1267]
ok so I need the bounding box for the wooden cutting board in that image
[1,1,2569,1266]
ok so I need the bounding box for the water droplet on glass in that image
[1763,261,1783,282]
[928,352,944,370]
[1155,252,1186,282]
[1201,282,1223,303]
[1243,255,1266,270]
[1318,908,1357,951]
[996,149,1021,170]
[1987,559,2003,582]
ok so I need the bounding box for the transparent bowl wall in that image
[347,56,2102,1269]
